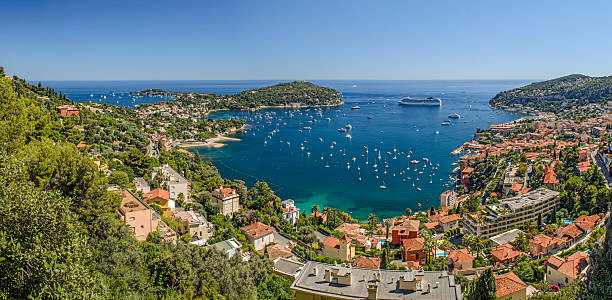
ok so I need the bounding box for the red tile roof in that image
[547,252,590,279]
[353,257,381,269]
[491,244,525,263]
[323,236,340,249]
[440,214,461,224]
[495,272,527,298]
[447,248,474,263]
[401,237,424,252]
[143,188,170,202]
[241,222,274,238]
[557,224,584,240]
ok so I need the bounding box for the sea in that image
[40,80,532,220]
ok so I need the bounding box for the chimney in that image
[313,267,318,276]
[435,282,440,288]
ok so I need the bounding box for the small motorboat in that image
[352,106,361,109]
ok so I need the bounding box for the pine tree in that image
[470,268,496,300]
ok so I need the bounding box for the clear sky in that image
[1,0,612,80]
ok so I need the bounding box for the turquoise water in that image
[42,80,530,220]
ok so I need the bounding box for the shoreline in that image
[206,101,344,116]
[178,136,242,148]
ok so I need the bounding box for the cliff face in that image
[586,204,612,298]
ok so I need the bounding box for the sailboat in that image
[379,181,387,189]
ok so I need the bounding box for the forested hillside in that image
[175,81,343,110]
[0,68,294,299]
[490,74,612,112]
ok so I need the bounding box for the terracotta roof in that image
[546,255,565,269]
[173,210,200,224]
[393,219,420,232]
[548,252,590,279]
[491,244,525,263]
[511,183,523,192]
[401,237,424,252]
[557,224,584,240]
[241,222,274,238]
[352,257,381,269]
[440,214,461,224]
[574,214,600,232]
[558,252,589,279]
[143,188,170,201]
[323,236,340,249]
[530,234,565,255]
[495,272,527,298]
[424,222,439,230]
[447,249,474,263]
[266,244,294,261]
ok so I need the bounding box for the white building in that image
[281,199,300,225]
[152,164,190,203]
[440,190,457,208]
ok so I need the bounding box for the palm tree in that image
[420,230,436,265]
[405,208,412,218]
[462,234,476,256]
[311,204,319,226]
[367,213,378,229]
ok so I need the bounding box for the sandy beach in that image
[178,136,242,148]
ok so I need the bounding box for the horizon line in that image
[30,78,542,82]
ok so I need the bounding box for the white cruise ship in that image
[398,96,441,106]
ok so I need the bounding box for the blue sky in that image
[1,0,611,80]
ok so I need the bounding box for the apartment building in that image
[462,188,560,239]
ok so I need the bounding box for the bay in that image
[42,80,531,220]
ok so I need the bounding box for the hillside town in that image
[96,96,612,299]
[2,67,612,299]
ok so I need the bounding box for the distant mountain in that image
[489,74,612,112]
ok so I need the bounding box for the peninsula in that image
[490,74,612,114]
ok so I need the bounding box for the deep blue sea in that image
[41,80,532,220]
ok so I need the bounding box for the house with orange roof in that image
[391,219,419,246]
[143,188,173,217]
[241,221,275,251]
[447,249,474,272]
[310,211,327,224]
[57,104,79,117]
[529,234,566,258]
[212,185,241,216]
[543,165,559,189]
[546,252,589,286]
[352,256,381,269]
[556,224,585,243]
[401,237,425,264]
[322,235,355,261]
[266,243,295,261]
[491,244,526,267]
[438,214,461,232]
[574,214,600,233]
[495,271,527,300]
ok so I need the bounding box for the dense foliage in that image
[0,72,294,299]
[202,81,342,110]
[490,74,612,112]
